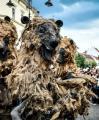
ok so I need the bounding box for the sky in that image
[32,0,99,55]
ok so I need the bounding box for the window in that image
[12,8,15,19]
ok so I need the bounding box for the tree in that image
[75,53,97,68]
[75,53,86,68]
[90,61,97,68]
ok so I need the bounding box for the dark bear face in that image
[36,22,59,51]
[37,22,60,61]
[57,48,69,64]
[56,37,76,64]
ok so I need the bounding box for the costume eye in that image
[70,39,74,45]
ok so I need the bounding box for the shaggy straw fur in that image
[0,18,17,120]
[51,36,77,78]
[0,18,18,77]
[0,17,97,120]
[6,16,60,100]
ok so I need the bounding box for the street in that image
[77,104,99,120]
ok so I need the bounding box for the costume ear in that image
[70,39,74,45]
[4,16,11,22]
[21,16,30,24]
[55,20,63,27]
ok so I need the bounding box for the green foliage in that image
[75,53,85,68]
[89,61,97,68]
[75,53,97,68]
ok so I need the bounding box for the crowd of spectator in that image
[78,67,99,86]
[80,67,99,78]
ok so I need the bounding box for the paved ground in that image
[77,104,99,120]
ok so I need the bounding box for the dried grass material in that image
[49,79,96,120]
[75,74,97,85]
[0,18,18,77]
[3,17,97,120]
[57,74,96,87]
[6,16,61,100]
[52,36,77,77]
[8,75,96,120]
[19,16,59,52]
[57,78,86,87]
[0,18,17,51]
[0,18,17,117]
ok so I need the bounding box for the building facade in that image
[0,0,37,39]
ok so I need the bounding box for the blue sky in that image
[32,0,99,55]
